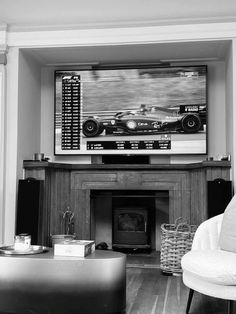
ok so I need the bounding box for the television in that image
[54,65,207,155]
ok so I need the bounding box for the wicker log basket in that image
[160,218,198,274]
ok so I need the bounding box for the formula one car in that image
[82,104,206,137]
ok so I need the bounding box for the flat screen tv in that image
[54,65,207,155]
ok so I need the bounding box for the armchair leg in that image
[186,289,194,314]
[227,300,233,314]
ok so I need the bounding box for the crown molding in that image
[5,21,236,48]
[5,14,236,32]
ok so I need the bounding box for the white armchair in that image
[181,214,236,314]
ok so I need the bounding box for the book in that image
[54,240,95,257]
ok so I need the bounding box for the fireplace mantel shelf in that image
[23,160,230,171]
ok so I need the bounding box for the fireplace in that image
[112,207,150,249]
[23,161,231,247]
[91,190,169,251]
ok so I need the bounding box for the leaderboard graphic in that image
[61,75,81,150]
[55,66,207,155]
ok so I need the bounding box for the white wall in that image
[207,61,226,157]
[4,48,20,245]
[17,50,42,179]
[225,40,236,190]
[0,65,6,245]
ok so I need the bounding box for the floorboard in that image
[126,267,235,314]
[126,250,160,268]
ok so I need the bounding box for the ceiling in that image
[1,0,236,30]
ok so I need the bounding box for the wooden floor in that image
[126,267,233,314]
[126,250,160,268]
[125,250,234,314]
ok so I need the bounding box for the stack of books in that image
[54,240,95,257]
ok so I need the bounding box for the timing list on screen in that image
[87,140,171,150]
[61,76,81,150]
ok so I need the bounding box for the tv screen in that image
[54,65,207,155]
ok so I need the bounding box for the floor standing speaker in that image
[207,178,232,218]
[16,178,43,244]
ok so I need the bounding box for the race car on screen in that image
[82,104,206,138]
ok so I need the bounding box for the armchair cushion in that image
[219,193,236,253]
[191,214,222,251]
[182,249,236,285]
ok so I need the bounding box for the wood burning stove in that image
[112,207,150,249]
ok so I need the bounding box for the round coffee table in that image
[0,249,126,314]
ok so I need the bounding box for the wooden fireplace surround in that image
[23,160,231,246]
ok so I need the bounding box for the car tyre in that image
[83,118,104,137]
[181,114,201,133]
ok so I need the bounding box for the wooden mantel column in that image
[23,161,231,246]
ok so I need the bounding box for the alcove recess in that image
[23,160,231,246]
